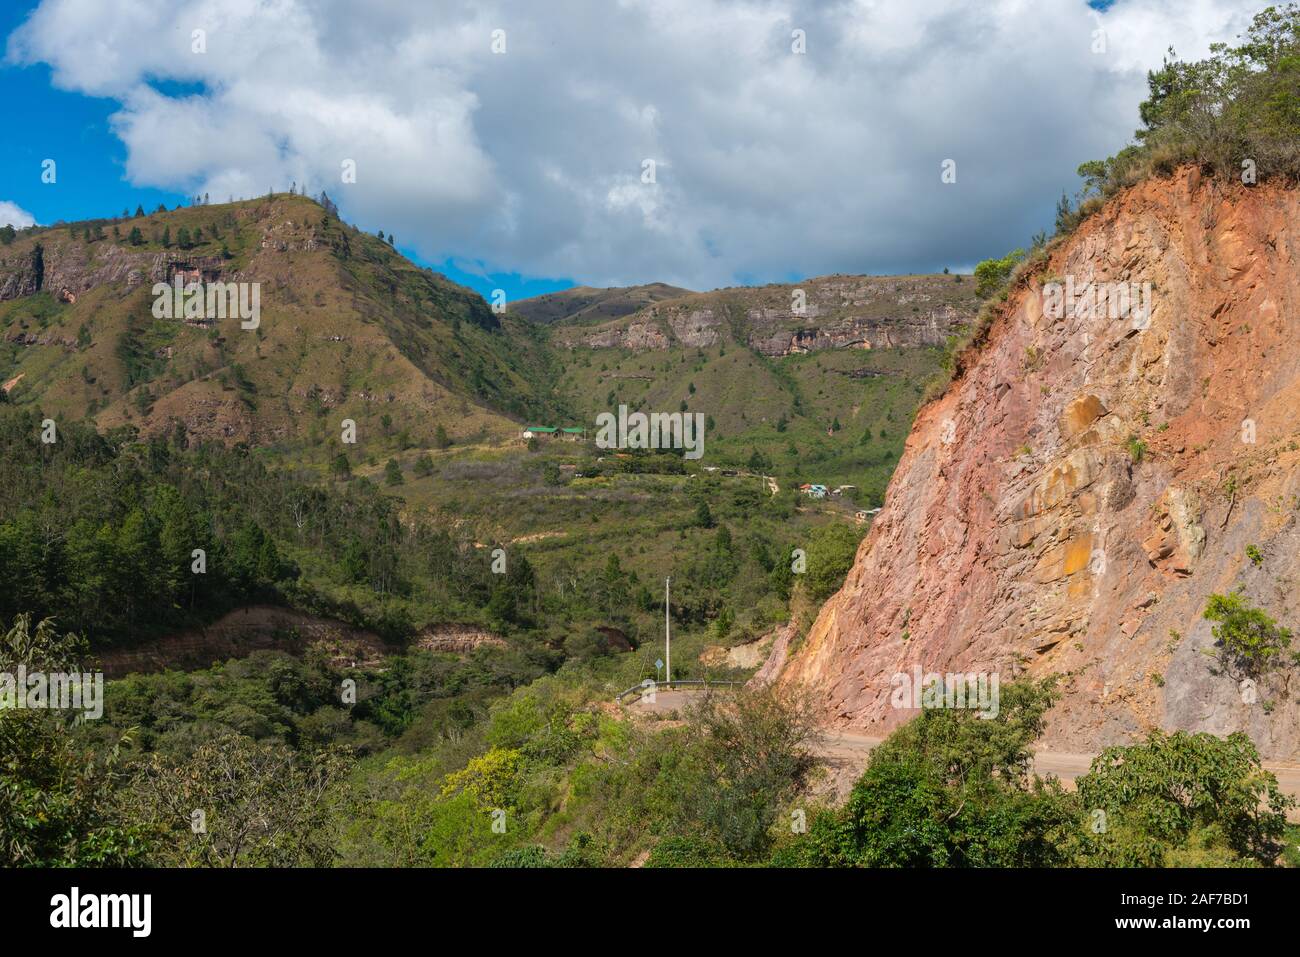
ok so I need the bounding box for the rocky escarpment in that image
[0,241,231,303]
[777,168,1300,760]
[0,248,42,300]
[554,274,977,355]
[413,624,508,654]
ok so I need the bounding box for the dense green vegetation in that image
[0,406,868,866]
[779,682,1293,869]
[0,408,867,658]
[1078,4,1300,201]
[11,622,1291,868]
[556,341,941,501]
[0,408,488,646]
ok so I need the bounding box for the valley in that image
[4,4,1300,874]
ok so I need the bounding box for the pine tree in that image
[1054,192,1073,233]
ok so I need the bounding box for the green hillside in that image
[0,195,565,448]
[545,273,979,500]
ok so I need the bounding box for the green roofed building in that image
[519,425,585,443]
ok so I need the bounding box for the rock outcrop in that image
[413,624,508,654]
[777,169,1300,759]
[0,242,233,304]
[554,274,977,355]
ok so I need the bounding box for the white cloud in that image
[5,0,1265,288]
[0,201,36,228]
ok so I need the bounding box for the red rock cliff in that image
[779,168,1300,759]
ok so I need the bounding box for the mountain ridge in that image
[0,195,561,446]
[510,282,691,325]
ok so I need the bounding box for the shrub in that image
[973,248,1025,299]
[1074,730,1294,866]
[665,688,820,861]
[440,746,523,810]
[787,680,1077,867]
[803,523,862,600]
[383,458,403,485]
[1203,591,1296,678]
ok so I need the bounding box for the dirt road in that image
[819,730,1300,817]
[624,692,1300,814]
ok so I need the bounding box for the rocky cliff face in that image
[554,274,976,355]
[778,168,1300,760]
[0,242,233,303]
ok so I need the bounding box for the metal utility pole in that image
[665,576,671,685]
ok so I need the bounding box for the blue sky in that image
[0,0,1261,301]
[0,1,571,302]
[0,6,178,225]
